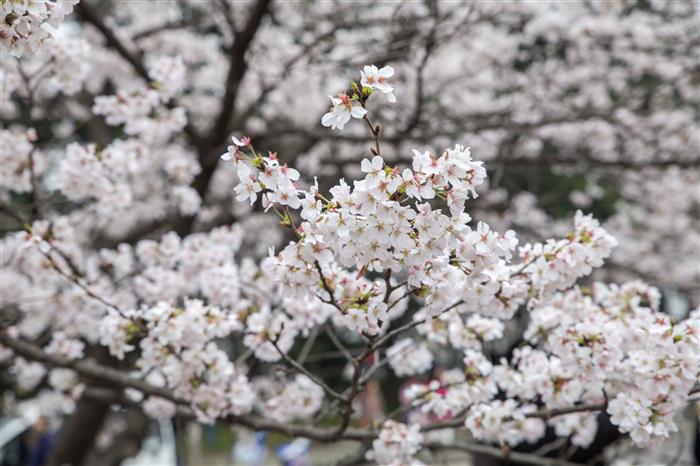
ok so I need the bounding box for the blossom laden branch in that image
[4,22,700,463]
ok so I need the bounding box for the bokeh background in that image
[1,1,698,465]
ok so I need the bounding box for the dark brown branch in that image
[424,384,700,432]
[366,116,381,156]
[0,331,179,401]
[46,378,112,466]
[166,0,272,237]
[0,330,376,442]
[131,20,194,41]
[0,203,26,226]
[27,146,42,220]
[5,332,695,465]
[208,0,272,146]
[424,441,583,466]
[75,2,149,79]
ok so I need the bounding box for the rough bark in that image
[45,390,111,466]
[83,409,150,466]
[45,348,115,466]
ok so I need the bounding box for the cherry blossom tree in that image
[1,1,698,466]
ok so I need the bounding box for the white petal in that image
[338,111,351,127]
[350,106,367,118]
[321,112,335,127]
[379,66,394,78]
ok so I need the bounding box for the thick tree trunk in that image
[46,348,119,466]
[83,409,149,466]
[45,393,111,466]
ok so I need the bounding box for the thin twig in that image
[325,325,355,363]
[297,326,319,365]
[315,260,342,311]
[425,441,583,466]
[371,300,464,351]
[41,249,129,321]
[271,340,345,402]
[3,333,698,466]
[361,114,381,157]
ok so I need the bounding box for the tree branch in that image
[315,260,342,311]
[75,2,149,78]
[324,324,355,364]
[75,1,203,148]
[371,299,464,351]
[208,0,272,145]
[424,441,583,466]
[4,331,697,463]
[271,339,346,402]
[166,0,273,237]
[0,331,179,401]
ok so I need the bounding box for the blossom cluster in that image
[1,32,698,466]
[1,0,78,56]
[214,67,692,455]
[263,374,324,423]
[92,87,186,144]
[519,211,619,299]
[43,34,91,95]
[387,338,434,377]
[321,65,395,130]
[405,349,497,420]
[89,52,187,145]
[512,282,698,447]
[398,282,699,451]
[222,135,531,337]
[367,420,424,466]
[58,142,136,209]
[213,65,693,454]
[465,399,545,447]
[56,135,200,226]
[99,299,255,423]
[0,126,44,193]
[1,32,92,121]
